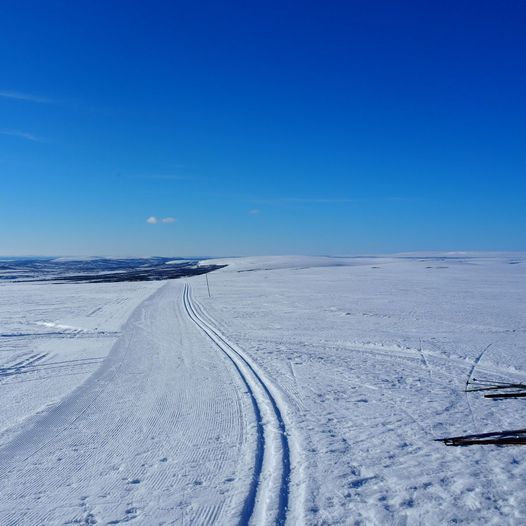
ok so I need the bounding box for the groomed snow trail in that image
[0,281,291,525]
[183,283,292,526]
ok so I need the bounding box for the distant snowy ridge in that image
[164,259,196,265]
[201,253,526,272]
[200,255,393,272]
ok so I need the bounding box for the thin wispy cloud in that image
[253,197,356,206]
[251,196,412,206]
[162,162,188,169]
[0,129,44,142]
[146,216,176,224]
[144,174,193,181]
[249,208,261,215]
[0,90,56,104]
[284,197,356,204]
[131,174,194,181]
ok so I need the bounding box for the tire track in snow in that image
[183,283,291,526]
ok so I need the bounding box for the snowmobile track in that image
[183,283,291,526]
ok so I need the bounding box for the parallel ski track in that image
[182,283,291,526]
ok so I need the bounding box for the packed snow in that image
[1,254,525,524]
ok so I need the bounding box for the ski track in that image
[0,281,279,525]
[466,343,493,390]
[182,283,292,526]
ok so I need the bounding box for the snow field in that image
[190,255,526,525]
[0,282,253,524]
[1,254,525,525]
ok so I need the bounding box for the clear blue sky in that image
[1,0,524,256]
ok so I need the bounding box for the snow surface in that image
[1,254,526,525]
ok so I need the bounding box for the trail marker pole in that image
[205,273,211,298]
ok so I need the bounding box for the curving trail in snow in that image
[0,280,297,525]
[183,283,293,526]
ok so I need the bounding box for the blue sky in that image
[1,0,525,256]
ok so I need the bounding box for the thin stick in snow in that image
[206,273,211,298]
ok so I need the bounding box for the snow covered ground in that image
[0,280,161,450]
[1,254,525,525]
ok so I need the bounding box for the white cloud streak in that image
[284,197,355,204]
[0,90,55,104]
[0,129,43,142]
[140,174,193,181]
[146,216,176,224]
[253,197,356,206]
